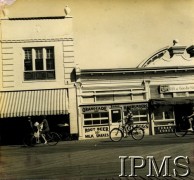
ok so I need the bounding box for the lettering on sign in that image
[136,124,149,129]
[84,126,109,139]
[82,106,108,113]
[124,104,148,110]
[160,84,194,93]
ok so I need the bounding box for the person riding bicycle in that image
[187,108,194,131]
[39,116,50,144]
[125,108,133,125]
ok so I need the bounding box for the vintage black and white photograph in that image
[0,0,194,179]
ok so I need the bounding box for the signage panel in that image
[160,84,194,93]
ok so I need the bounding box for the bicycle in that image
[23,131,60,146]
[110,120,145,142]
[174,116,194,137]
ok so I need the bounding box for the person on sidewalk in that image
[187,108,194,131]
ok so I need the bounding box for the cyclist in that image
[187,108,194,131]
[124,108,134,137]
[39,116,50,144]
[125,107,134,125]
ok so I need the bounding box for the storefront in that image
[75,72,151,139]
[79,103,150,139]
[150,84,194,135]
[0,12,78,144]
[76,41,194,139]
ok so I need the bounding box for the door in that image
[109,108,122,130]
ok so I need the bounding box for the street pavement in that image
[0,133,194,180]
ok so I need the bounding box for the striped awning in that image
[0,89,69,118]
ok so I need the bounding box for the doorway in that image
[174,104,192,124]
[110,109,122,124]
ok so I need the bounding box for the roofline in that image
[137,46,170,68]
[77,66,194,75]
[1,16,73,20]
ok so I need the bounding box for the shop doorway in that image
[109,108,122,131]
[174,104,192,124]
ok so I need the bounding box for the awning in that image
[0,89,69,118]
[150,97,194,105]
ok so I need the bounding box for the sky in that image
[2,0,194,69]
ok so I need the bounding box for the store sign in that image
[82,106,108,113]
[84,126,109,139]
[155,126,174,134]
[160,84,194,93]
[124,104,148,110]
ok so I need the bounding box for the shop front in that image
[79,103,150,140]
[149,84,194,135]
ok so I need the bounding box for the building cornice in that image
[78,66,194,75]
[0,38,74,43]
[0,16,73,21]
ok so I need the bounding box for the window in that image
[24,49,32,71]
[154,105,174,120]
[123,104,148,123]
[23,47,55,81]
[83,112,109,126]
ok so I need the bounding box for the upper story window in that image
[23,47,55,81]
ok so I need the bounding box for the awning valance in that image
[150,97,194,105]
[0,89,69,118]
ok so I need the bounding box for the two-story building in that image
[0,8,78,144]
[76,40,194,139]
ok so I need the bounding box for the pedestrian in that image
[39,116,50,144]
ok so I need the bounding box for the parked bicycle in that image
[174,116,194,137]
[23,131,60,146]
[110,120,145,142]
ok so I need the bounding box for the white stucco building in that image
[0,8,78,143]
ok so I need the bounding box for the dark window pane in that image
[24,59,32,71]
[24,72,35,80]
[46,59,55,70]
[101,120,109,124]
[140,117,148,122]
[46,71,55,79]
[93,120,100,124]
[35,59,43,70]
[35,71,46,80]
[101,112,108,117]
[84,114,92,119]
[84,121,92,125]
[92,113,100,118]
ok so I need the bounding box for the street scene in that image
[0,134,194,179]
[1,0,194,180]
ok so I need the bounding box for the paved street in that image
[0,134,194,180]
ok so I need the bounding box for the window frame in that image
[23,47,55,81]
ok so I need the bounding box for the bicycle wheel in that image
[47,132,60,146]
[174,127,187,137]
[131,127,144,140]
[110,128,123,142]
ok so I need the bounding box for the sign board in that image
[82,106,109,113]
[160,84,194,93]
[83,126,109,139]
